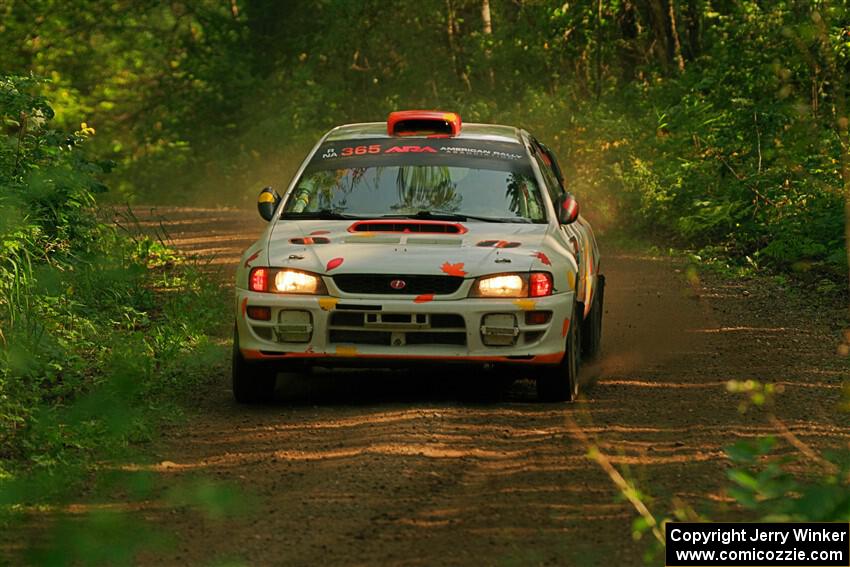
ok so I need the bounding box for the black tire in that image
[536,302,581,402]
[232,327,277,404]
[582,274,605,361]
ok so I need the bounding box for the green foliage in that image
[0,229,229,467]
[0,74,231,463]
[3,2,847,281]
[719,375,850,523]
[0,74,241,563]
[25,510,168,567]
[724,437,850,521]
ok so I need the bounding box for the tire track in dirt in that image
[120,207,850,565]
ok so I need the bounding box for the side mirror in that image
[257,186,281,222]
[557,194,580,225]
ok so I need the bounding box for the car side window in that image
[541,143,568,195]
[530,141,563,205]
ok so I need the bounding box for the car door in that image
[531,140,596,312]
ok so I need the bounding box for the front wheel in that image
[536,302,581,402]
[232,327,277,404]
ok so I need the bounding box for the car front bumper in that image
[235,290,575,366]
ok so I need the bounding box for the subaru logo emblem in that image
[389,279,406,290]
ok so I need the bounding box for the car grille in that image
[329,312,464,328]
[333,274,464,295]
[328,312,467,346]
[329,330,466,346]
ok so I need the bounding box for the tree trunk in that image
[481,0,495,88]
[647,0,671,71]
[618,0,639,83]
[446,0,461,86]
[684,0,701,60]
[481,0,492,34]
[668,0,686,72]
[595,0,604,99]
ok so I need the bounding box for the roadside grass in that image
[578,382,850,563]
[0,211,252,564]
[567,256,850,565]
[542,221,849,558]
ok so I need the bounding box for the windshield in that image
[282,138,547,223]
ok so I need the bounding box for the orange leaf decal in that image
[476,240,521,248]
[441,262,466,277]
[533,251,551,266]
[310,230,330,235]
[414,293,434,303]
[241,297,248,317]
[326,257,344,271]
[561,317,570,337]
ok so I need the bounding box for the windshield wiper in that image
[280,209,365,220]
[381,210,524,223]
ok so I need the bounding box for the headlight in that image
[474,274,525,297]
[249,268,328,294]
[470,272,553,298]
[275,270,320,293]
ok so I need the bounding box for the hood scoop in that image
[348,219,467,235]
[406,237,462,246]
[343,235,402,244]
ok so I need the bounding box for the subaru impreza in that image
[233,111,604,402]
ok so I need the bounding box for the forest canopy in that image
[2,0,849,277]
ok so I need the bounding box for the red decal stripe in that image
[533,252,552,266]
[244,249,262,268]
[241,350,564,364]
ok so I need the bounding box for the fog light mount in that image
[274,310,313,343]
[480,313,519,346]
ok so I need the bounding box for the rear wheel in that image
[232,327,277,404]
[582,274,605,361]
[536,302,581,402]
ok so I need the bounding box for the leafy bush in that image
[725,436,850,521]
[1,74,109,460]
[0,78,239,567]
[0,75,228,472]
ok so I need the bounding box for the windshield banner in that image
[306,138,533,174]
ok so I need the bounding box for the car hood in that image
[265,219,558,277]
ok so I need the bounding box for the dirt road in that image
[121,208,850,565]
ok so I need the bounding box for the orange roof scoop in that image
[387,110,462,137]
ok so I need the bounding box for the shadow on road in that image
[271,369,529,406]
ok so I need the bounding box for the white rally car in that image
[233,111,604,403]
